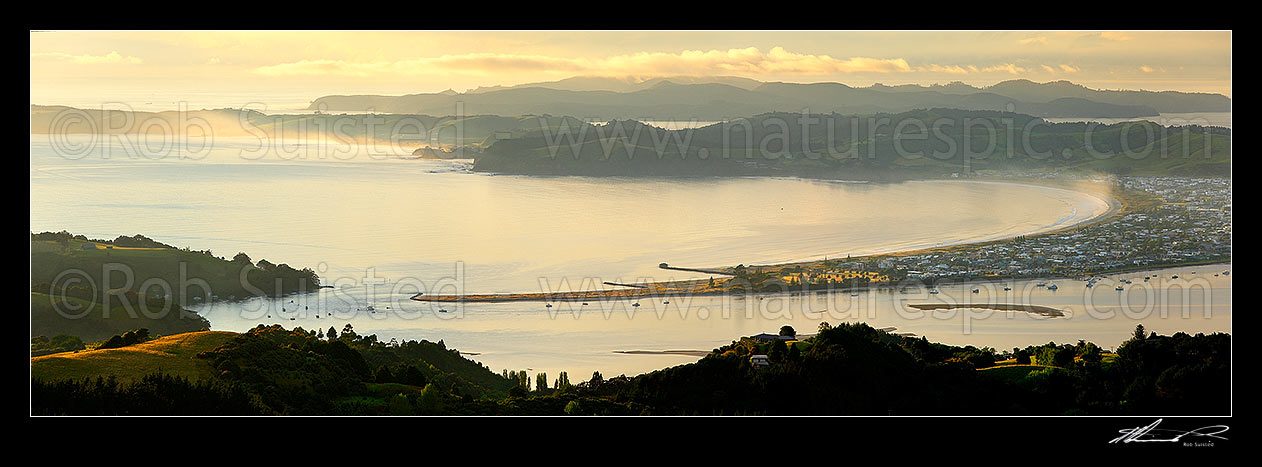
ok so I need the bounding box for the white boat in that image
[1047,284,1058,290]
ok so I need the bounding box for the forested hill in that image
[307,78,1231,119]
[32,325,520,415]
[32,322,1230,415]
[472,109,1230,178]
[31,231,320,342]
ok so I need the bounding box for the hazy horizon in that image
[30,30,1231,111]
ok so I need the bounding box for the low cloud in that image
[917,64,970,75]
[1018,36,1048,45]
[31,51,142,64]
[980,64,1027,74]
[252,47,914,78]
[1042,64,1080,73]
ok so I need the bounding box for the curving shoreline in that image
[414,179,1133,303]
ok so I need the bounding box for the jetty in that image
[657,262,735,276]
[412,278,716,303]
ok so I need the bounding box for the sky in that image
[30,30,1231,111]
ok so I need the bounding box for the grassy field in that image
[30,331,238,384]
[979,352,1118,384]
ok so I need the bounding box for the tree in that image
[403,365,428,387]
[374,365,395,384]
[818,321,832,332]
[1078,342,1103,364]
[417,383,444,413]
[1013,348,1032,365]
[508,385,527,398]
[387,393,413,416]
[232,252,252,264]
[779,325,797,338]
[1035,344,1074,367]
[1132,324,1147,342]
[555,371,572,391]
[536,372,548,392]
[768,339,788,362]
[97,335,127,350]
[326,326,338,341]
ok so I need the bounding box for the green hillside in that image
[31,231,319,342]
[31,292,210,343]
[30,331,237,384]
[31,325,519,415]
[472,109,1230,177]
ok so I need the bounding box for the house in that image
[80,244,98,250]
[749,333,796,343]
[750,355,771,367]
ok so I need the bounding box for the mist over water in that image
[30,135,1110,292]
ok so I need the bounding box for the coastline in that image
[413,178,1182,304]
[746,178,1127,268]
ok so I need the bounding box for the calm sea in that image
[29,134,1229,380]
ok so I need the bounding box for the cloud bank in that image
[252,47,944,78]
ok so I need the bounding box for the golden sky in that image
[30,30,1231,109]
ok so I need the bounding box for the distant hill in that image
[309,77,1227,119]
[983,79,1231,113]
[463,75,764,93]
[471,108,1231,177]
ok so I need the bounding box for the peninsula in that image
[413,175,1230,303]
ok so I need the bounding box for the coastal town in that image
[869,176,1231,283]
[757,175,1231,287]
[762,176,1231,289]
[413,175,1231,302]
